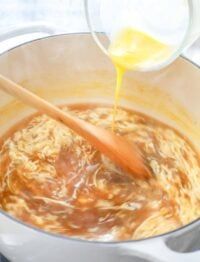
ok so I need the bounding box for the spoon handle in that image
[0,74,150,179]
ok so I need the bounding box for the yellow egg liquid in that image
[109,28,169,130]
[111,66,125,130]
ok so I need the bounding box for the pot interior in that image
[0,34,200,240]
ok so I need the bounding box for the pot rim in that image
[0,32,199,245]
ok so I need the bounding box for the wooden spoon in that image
[0,74,150,179]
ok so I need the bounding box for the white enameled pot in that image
[0,33,200,262]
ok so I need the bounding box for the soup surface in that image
[0,105,200,241]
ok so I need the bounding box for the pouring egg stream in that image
[108,28,170,130]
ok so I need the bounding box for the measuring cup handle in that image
[118,237,200,262]
[184,0,200,49]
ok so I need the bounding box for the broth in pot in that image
[0,104,200,241]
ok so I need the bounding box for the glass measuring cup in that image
[84,0,200,71]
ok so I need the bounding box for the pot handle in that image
[119,238,200,262]
[0,22,58,53]
[0,22,57,42]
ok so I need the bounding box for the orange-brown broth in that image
[0,104,200,241]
